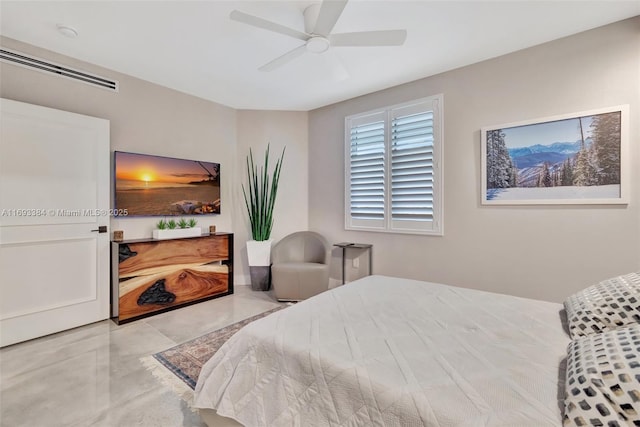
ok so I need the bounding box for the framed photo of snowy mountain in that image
[481,105,629,205]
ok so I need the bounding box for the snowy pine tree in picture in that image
[486,129,516,189]
[538,163,552,188]
[482,106,628,205]
[560,158,574,186]
[591,112,621,185]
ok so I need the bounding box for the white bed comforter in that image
[194,275,570,426]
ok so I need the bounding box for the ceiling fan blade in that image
[330,30,407,47]
[325,49,350,81]
[259,45,307,72]
[230,10,309,41]
[313,0,348,37]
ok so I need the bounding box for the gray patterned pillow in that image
[564,272,640,339]
[563,324,640,427]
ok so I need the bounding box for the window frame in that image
[344,95,444,236]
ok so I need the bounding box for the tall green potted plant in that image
[243,144,285,291]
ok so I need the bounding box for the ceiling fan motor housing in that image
[306,36,330,53]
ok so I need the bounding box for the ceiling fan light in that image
[56,24,78,38]
[306,36,330,54]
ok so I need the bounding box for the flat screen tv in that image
[114,151,220,216]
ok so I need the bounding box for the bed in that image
[194,275,572,426]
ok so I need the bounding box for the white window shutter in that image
[345,95,443,235]
[391,111,434,221]
[349,120,385,220]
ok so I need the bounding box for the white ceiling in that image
[1,1,638,111]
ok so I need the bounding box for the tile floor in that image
[0,286,283,427]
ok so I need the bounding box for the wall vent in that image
[0,47,119,92]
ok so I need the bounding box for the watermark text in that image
[1,208,128,217]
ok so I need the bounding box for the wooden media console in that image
[111,233,233,324]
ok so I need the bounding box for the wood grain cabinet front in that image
[111,233,233,324]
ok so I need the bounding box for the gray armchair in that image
[271,231,330,301]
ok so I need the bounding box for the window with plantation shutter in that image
[345,95,443,235]
[349,112,385,226]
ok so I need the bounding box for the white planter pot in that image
[152,227,202,240]
[247,239,272,291]
[246,239,272,266]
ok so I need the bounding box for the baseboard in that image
[234,274,251,286]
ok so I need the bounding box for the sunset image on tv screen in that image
[114,151,220,216]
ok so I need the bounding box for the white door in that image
[0,98,110,347]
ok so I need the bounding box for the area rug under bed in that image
[141,305,288,402]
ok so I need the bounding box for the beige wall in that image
[235,110,309,284]
[0,37,309,285]
[309,17,640,302]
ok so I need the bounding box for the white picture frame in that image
[481,105,629,205]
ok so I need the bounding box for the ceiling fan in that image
[230,0,407,73]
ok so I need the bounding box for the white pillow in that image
[563,324,640,427]
[564,272,640,339]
